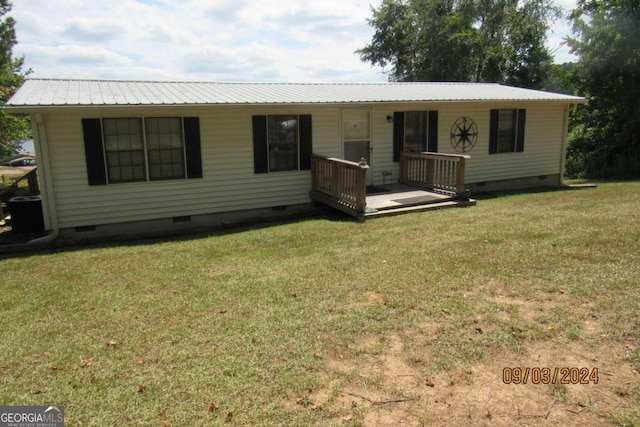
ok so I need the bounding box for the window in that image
[489,109,526,154]
[103,118,146,182]
[82,117,202,186]
[393,111,439,162]
[404,111,428,152]
[103,117,184,183]
[145,118,185,180]
[252,115,312,173]
[497,110,516,152]
[268,115,299,172]
[343,110,371,164]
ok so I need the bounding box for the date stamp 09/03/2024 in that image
[502,367,599,385]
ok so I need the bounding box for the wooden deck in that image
[309,153,475,220]
[363,184,476,218]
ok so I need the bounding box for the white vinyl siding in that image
[424,103,565,184]
[40,106,336,228]
[36,101,569,229]
[370,102,567,186]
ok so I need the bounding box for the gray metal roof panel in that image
[6,79,587,108]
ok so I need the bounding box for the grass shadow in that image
[0,205,354,259]
[471,182,599,201]
[0,180,618,258]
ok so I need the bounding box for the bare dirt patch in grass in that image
[285,199,640,425]
[289,272,638,426]
[308,332,637,426]
[353,291,387,308]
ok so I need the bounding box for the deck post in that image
[355,158,368,213]
[26,169,39,194]
[426,157,435,188]
[399,154,407,183]
[331,161,340,201]
[456,156,466,195]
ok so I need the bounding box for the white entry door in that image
[342,109,373,185]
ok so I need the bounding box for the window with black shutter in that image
[393,111,438,162]
[81,117,203,185]
[252,114,312,173]
[489,109,526,154]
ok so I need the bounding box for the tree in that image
[565,0,640,179]
[504,0,558,88]
[357,0,559,89]
[542,62,580,95]
[0,0,30,159]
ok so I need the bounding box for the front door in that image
[342,109,373,185]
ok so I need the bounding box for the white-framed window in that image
[490,109,526,154]
[146,117,185,180]
[404,111,428,152]
[267,115,299,172]
[103,118,146,183]
[497,109,518,153]
[82,117,201,186]
[252,114,312,174]
[393,111,438,161]
[102,117,185,183]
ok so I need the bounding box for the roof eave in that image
[5,97,588,112]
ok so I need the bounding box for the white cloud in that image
[547,0,579,63]
[19,44,133,67]
[11,0,384,82]
[10,0,579,83]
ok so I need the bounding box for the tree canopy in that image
[564,0,640,179]
[0,0,30,159]
[357,0,560,88]
[359,0,639,179]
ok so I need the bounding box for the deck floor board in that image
[366,184,452,211]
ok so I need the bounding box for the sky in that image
[11,0,578,83]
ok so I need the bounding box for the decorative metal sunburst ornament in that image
[450,117,478,153]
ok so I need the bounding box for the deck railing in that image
[310,154,368,217]
[0,167,39,197]
[399,152,469,197]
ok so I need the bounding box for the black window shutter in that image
[252,116,268,174]
[516,109,526,152]
[298,115,312,170]
[82,118,107,185]
[427,110,438,152]
[183,117,203,179]
[393,112,404,162]
[489,109,499,154]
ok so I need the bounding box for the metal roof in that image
[6,79,586,109]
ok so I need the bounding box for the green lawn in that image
[1,182,639,426]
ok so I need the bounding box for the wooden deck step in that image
[364,198,476,218]
[366,185,452,211]
[311,183,476,220]
[371,193,453,211]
